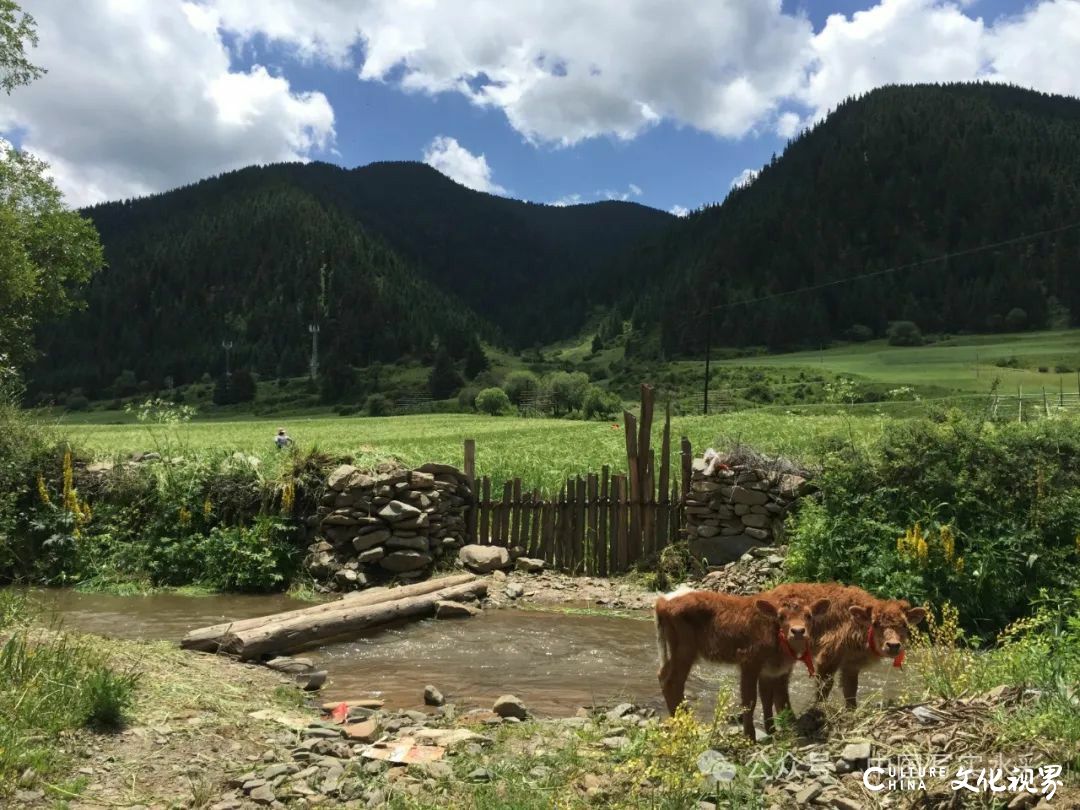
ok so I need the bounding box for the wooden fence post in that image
[463,439,476,544]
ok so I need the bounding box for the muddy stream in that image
[24,589,905,717]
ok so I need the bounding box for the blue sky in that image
[1,1,1074,211]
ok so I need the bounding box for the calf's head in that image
[850,599,926,659]
[755,597,831,656]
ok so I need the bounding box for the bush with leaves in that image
[581,385,621,420]
[472,386,509,416]
[886,320,923,346]
[786,410,1080,638]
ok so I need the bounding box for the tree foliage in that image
[0,0,44,93]
[608,84,1080,355]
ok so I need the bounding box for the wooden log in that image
[181,574,478,652]
[220,579,488,659]
[615,474,628,573]
[529,489,541,556]
[624,409,641,565]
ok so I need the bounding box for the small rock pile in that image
[699,545,789,595]
[305,462,471,589]
[684,449,813,565]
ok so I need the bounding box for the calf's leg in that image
[739,664,761,740]
[758,675,776,735]
[658,647,696,714]
[840,666,861,710]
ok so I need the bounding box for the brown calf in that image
[759,583,926,714]
[655,588,829,739]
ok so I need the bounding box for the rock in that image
[435,600,480,619]
[831,797,863,810]
[468,767,495,782]
[262,764,296,780]
[795,783,823,805]
[1007,794,1039,810]
[505,583,525,599]
[606,703,635,721]
[424,685,445,706]
[744,527,771,541]
[930,732,949,747]
[297,670,328,691]
[378,500,422,522]
[357,547,386,564]
[840,742,872,765]
[343,719,380,743]
[248,783,276,804]
[14,791,45,804]
[328,465,358,491]
[458,544,510,573]
[386,536,430,552]
[728,486,769,506]
[492,569,507,582]
[688,534,759,565]
[353,530,391,552]
[741,513,771,529]
[378,551,433,573]
[601,736,629,750]
[493,694,528,720]
[265,655,315,674]
[515,557,545,573]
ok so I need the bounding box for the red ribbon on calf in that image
[866,625,905,668]
[777,630,815,676]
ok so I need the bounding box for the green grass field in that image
[715,329,1080,394]
[47,329,1080,491]
[51,410,893,492]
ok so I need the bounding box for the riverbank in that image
[6,580,1079,808]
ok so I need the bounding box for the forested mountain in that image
[30,82,1080,398]
[614,83,1080,355]
[30,162,671,396]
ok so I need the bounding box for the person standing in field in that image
[275,427,293,450]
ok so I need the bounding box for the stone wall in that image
[304,462,471,591]
[684,449,813,565]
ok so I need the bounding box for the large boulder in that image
[327,465,358,491]
[458,544,510,573]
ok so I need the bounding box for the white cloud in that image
[0,0,334,206]
[597,184,644,201]
[775,111,803,138]
[669,204,690,217]
[198,0,1080,147]
[422,136,506,194]
[551,193,584,207]
[730,168,760,189]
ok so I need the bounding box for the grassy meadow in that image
[712,329,1080,394]
[51,410,891,492]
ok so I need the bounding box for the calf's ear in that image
[905,607,927,626]
[755,599,779,617]
[811,598,831,616]
[848,604,872,623]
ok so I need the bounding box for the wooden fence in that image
[463,385,692,574]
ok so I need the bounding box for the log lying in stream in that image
[181,573,482,655]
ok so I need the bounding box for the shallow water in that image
[23,589,906,717]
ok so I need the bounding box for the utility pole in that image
[221,340,233,378]
[308,323,320,380]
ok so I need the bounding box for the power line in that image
[695,220,1080,319]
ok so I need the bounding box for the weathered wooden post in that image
[464,439,476,544]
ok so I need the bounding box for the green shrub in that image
[581,386,621,420]
[65,393,90,411]
[82,665,139,730]
[786,411,1080,638]
[198,517,297,592]
[886,320,922,346]
[365,393,391,417]
[475,387,512,416]
[504,371,539,406]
